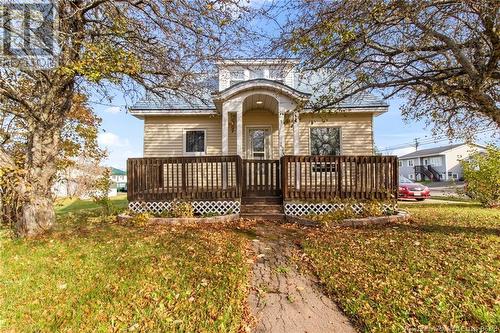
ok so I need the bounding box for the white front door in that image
[247,127,271,159]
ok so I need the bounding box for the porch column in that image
[236,107,243,156]
[278,107,285,157]
[221,108,228,189]
[293,111,300,155]
[222,108,228,155]
[293,111,301,190]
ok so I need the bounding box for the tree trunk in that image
[14,126,60,237]
[15,196,55,237]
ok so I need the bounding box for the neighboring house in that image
[53,163,117,198]
[127,58,399,217]
[111,168,127,191]
[398,143,484,182]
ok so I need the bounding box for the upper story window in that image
[407,160,414,167]
[229,70,245,86]
[310,127,341,155]
[269,67,284,83]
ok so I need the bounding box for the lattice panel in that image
[284,202,398,216]
[128,201,240,215]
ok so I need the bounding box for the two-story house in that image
[399,143,484,182]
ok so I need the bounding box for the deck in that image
[127,155,399,202]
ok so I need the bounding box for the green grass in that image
[0,208,250,332]
[302,204,500,332]
[55,194,128,214]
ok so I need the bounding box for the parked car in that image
[399,176,430,201]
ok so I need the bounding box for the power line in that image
[379,128,496,152]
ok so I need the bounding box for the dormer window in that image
[269,67,284,83]
[229,70,245,86]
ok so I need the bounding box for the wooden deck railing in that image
[127,155,399,202]
[127,156,242,202]
[281,155,399,200]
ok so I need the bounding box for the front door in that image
[247,127,271,160]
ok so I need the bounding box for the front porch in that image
[127,155,399,217]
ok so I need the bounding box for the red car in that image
[399,176,430,201]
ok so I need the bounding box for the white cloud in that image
[98,132,129,148]
[104,106,121,114]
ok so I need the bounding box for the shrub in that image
[461,146,500,208]
[169,200,194,218]
[127,212,151,226]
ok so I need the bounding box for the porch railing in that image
[127,155,399,202]
[281,155,399,201]
[127,156,242,202]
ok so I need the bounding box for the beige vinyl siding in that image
[144,115,221,157]
[143,112,374,157]
[285,112,374,155]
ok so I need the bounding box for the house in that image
[127,58,399,217]
[110,168,127,192]
[398,143,484,182]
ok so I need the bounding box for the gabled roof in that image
[399,143,468,159]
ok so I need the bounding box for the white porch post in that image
[278,106,285,157]
[222,108,228,155]
[236,107,243,157]
[221,108,228,189]
[293,111,301,190]
[293,111,300,155]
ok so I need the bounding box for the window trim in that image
[183,129,207,156]
[309,126,342,155]
[408,160,414,167]
[245,125,272,159]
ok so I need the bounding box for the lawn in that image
[55,194,128,214]
[0,203,251,332]
[301,204,500,332]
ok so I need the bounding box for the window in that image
[429,157,442,166]
[408,160,414,167]
[409,174,415,180]
[310,127,341,155]
[229,70,245,86]
[184,130,206,155]
[398,161,403,167]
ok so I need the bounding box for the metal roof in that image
[130,63,388,113]
[399,144,466,159]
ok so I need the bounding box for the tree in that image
[462,145,500,208]
[0,0,247,237]
[277,0,499,136]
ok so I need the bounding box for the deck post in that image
[222,108,229,189]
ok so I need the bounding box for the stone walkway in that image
[247,222,357,333]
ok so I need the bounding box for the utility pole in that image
[414,138,419,151]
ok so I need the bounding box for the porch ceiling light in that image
[256,100,263,104]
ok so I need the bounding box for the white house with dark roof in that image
[399,143,484,182]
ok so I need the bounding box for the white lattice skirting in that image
[284,202,398,216]
[128,201,240,215]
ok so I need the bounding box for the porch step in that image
[240,201,285,221]
[241,196,283,205]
